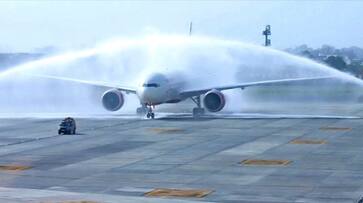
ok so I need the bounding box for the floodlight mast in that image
[262,25,271,46]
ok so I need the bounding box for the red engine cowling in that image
[203,90,226,112]
[102,89,124,111]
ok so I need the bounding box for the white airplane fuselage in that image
[136,73,182,106]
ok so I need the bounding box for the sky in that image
[0,0,362,52]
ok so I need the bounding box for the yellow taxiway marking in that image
[145,188,212,198]
[0,165,32,171]
[241,159,291,166]
[149,128,184,134]
[320,127,351,131]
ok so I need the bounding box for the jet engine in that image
[102,89,124,111]
[203,89,225,112]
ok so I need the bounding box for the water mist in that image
[0,34,361,117]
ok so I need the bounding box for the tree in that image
[324,56,347,71]
[301,50,314,59]
[347,62,363,78]
[320,45,336,55]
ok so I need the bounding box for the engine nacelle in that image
[203,89,226,112]
[102,89,124,111]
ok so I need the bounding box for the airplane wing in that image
[180,76,335,98]
[29,74,137,94]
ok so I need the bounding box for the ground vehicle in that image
[58,117,76,135]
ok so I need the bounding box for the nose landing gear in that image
[146,112,155,119]
[137,104,155,119]
[146,105,155,119]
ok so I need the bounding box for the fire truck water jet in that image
[0,34,361,115]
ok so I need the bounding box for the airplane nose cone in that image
[138,87,162,104]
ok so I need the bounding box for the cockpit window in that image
[142,83,160,87]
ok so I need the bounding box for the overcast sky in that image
[0,1,362,51]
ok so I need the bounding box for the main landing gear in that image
[191,96,205,118]
[137,105,155,119]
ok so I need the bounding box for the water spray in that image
[0,34,361,116]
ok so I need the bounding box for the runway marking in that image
[241,159,291,166]
[320,127,351,131]
[290,140,326,144]
[0,165,31,171]
[145,188,212,198]
[149,128,184,134]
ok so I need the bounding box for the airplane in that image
[33,73,333,119]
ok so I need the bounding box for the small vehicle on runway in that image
[58,117,76,135]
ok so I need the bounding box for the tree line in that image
[286,45,363,78]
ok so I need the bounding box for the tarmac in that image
[0,103,363,203]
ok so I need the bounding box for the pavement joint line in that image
[0,134,62,148]
[0,170,81,181]
[0,117,362,202]
[39,201,99,203]
[0,120,144,157]
[115,135,223,171]
[217,125,301,158]
[290,139,327,144]
[82,120,141,132]
[0,186,216,203]
[299,118,341,127]
[48,136,182,173]
[190,132,301,181]
[0,134,91,158]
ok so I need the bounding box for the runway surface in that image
[0,110,363,202]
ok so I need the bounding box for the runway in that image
[0,112,362,202]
